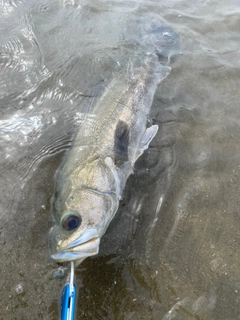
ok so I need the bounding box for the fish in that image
[49,20,179,267]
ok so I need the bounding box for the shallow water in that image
[1,0,240,319]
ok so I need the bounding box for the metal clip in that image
[60,261,76,320]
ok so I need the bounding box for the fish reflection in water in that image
[49,17,179,267]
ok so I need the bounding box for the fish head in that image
[49,186,117,266]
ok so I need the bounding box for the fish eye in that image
[61,211,81,231]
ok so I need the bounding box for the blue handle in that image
[61,283,76,320]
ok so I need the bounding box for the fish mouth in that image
[51,228,100,263]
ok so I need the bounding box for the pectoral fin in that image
[141,124,158,149]
[114,120,130,166]
[105,157,121,197]
[135,124,159,161]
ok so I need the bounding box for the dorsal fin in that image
[114,120,130,166]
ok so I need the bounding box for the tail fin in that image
[137,14,180,64]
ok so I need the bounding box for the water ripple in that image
[0,0,22,15]
[0,115,42,137]
[19,133,73,181]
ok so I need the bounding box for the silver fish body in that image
[50,52,171,266]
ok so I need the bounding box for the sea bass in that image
[50,21,179,266]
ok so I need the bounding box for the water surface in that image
[1,0,240,319]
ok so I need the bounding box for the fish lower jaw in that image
[50,247,99,263]
[50,238,100,263]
